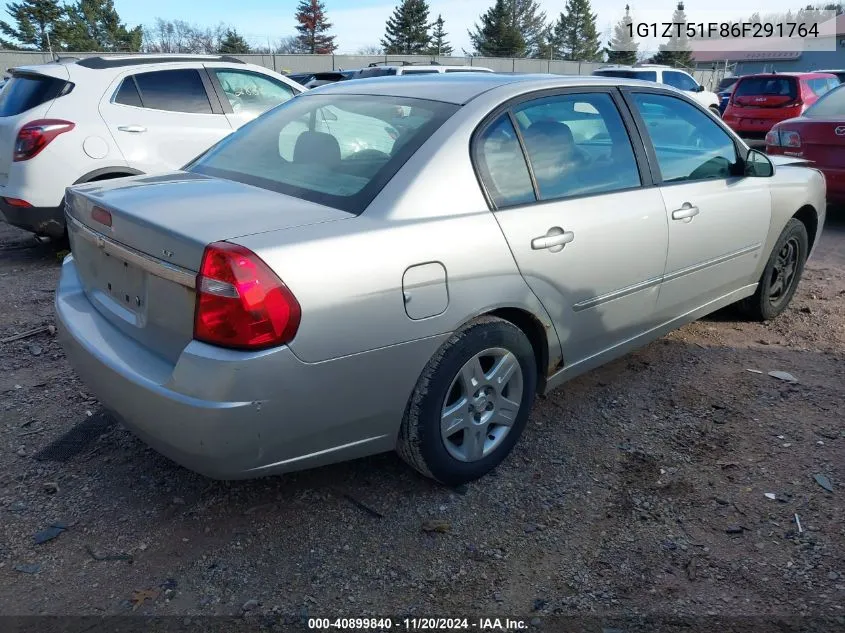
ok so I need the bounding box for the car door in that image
[623,90,772,319]
[205,67,298,129]
[99,67,233,174]
[474,89,669,367]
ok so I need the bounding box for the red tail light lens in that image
[2,197,32,207]
[194,242,301,350]
[765,130,781,146]
[14,119,75,162]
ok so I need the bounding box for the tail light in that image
[2,197,32,207]
[765,130,780,146]
[194,242,301,350]
[780,130,802,148]
[14,119,75,162]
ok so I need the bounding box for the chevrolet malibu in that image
[56,74,826,485]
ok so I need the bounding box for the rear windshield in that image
[0,73,70,116]
[734,77,797,98]
[804,84,845,118]
[187,94,458,214]
[594,69,657,82]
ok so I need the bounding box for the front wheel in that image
[709,105,722,118]
[397,317,538,485]
[738,218,809,321]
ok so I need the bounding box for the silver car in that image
[55,74,826,484]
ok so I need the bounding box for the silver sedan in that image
[56,74,826,484]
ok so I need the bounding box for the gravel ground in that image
[0,215,843,628]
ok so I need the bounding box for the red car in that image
[766,83,845,203]
[723,72,839,138]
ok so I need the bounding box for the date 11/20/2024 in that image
[307,617,529,631]
[627,21,821,39]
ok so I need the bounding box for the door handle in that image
[117,125,147,133]
[671,204,700,222]
[531,227,574,252]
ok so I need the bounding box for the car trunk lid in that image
[781,117,845,165]
[65,172,352,362]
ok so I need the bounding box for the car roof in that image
[303,73,670,105]
[737,72,835,78]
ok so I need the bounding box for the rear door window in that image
[511,92,641,200]
[131,69,213,114]
[0,73,70,116]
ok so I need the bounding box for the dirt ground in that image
[0,214,843,630]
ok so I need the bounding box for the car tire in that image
[397,316,538,486]
[739,218,809,321]
[709,105,721,118]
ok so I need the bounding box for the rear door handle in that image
[531,227,575,252]
[117,125,147,133]
[671,204,700,222]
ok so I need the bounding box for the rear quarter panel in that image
[759,163,826,270]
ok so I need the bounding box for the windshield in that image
[188,94,458,214]
[804,84,845,118]
[594,69,657,82]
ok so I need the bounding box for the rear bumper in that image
[724,116,781,136]
[0,199,65,237]
[55,256,443,479]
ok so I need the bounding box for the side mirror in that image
[744,149,774,177]
[696,85,705,92]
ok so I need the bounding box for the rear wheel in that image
[709,105,721,118]
[739,218,808,321]
[397,317,538,485]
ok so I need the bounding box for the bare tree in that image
[357,44,382,55]
[143,18,226,53]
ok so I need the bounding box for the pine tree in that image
[469,0,525,57]
[381,0,431,55]
[605,4,636,64]
[650,2,693,67]
[62,0,142,51]
[294,0,336,54]
[553,0,602,61]
[218,28,250,54]
[0,0,64,50]
[508,0,547,57]
[427,13,452,56]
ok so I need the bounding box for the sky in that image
[6,0,811,55]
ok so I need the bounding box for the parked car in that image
[303,71,357,88]
[592,64,721,115]
[0,55,305,240]
[286,72,315,85]
[722,72,839,139]
[812,69,845,83]
[56,74,825,484]
[766,82,845,203]
[717,76,739,115]
[350,62,494,78]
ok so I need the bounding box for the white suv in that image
[592,64,720,114]
[0,55,304,239]
[351,63,494,78]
